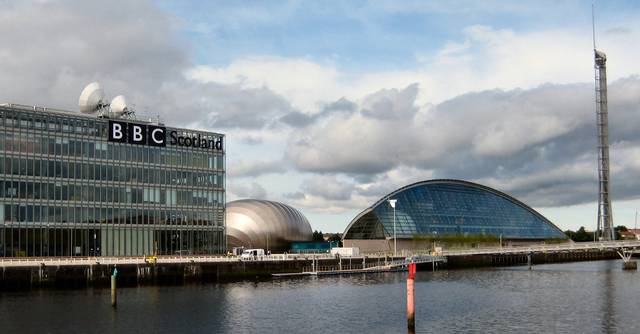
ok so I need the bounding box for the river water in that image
[1,260,638,334]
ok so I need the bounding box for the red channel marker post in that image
[407,262,417,331]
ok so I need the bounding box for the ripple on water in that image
[0,260,638,334]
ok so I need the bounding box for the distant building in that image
[626,229,640,240]
[619,230,639,240]
[342,179,567,252]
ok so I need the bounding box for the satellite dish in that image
[110,95,129,117]
[78,82,106,114]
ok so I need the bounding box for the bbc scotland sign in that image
[108,120,223,150]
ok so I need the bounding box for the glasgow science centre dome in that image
[226,199,313,251]
[342,179,567,251]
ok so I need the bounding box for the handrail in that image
[1,241,638,268]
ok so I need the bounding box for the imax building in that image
[0,103,225,257]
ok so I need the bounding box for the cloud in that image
[300,175,354,201]
[186,57,342,112]
[0,1,291,130]
[239,135,264,145]
[228,159,287,178]
[228,182,267,200]
[279,97,357,127]
[283,191,306,200]
[284,76,640,209]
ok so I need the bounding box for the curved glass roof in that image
[343,179,566,240]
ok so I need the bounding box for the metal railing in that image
[441,240,640,256]
[4,241,634,268]
[0,253,344,268]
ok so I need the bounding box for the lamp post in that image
[388,199,397,257]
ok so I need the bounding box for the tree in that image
[564,226,594,242]
[614,225,628,240]
[312,230,324,241]
[326,233,343,247]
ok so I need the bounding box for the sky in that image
[1,0,640,233]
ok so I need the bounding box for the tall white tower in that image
[594,49,614,240]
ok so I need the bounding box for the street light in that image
[388,199,397,257]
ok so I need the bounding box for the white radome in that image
[110,95,129,117]
[78,82,105,114]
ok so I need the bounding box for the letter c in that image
[151,128,164,144]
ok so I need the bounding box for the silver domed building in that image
[226,199,313,251]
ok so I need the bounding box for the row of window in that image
[1,181,224,207]
[0,157,224,187]
[0,107,223,144]
[2,204,221,226]
[0,228,224,257]
[1,133,223,170]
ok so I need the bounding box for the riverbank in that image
[0,246,629,290]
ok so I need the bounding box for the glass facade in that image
[344,180,566,240]
[0,104,225,257]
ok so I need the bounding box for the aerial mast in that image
[593,5,614,240]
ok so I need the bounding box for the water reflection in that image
[0,260,637,334]
[601,260,616,334]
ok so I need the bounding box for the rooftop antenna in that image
[592,3,614,240]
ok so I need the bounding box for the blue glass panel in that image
[367,182,565,239]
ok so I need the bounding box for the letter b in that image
[108,121,127,143]
[127,123,147,145]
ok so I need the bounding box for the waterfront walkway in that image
[1,240,639,269]
[441,240,640,256]
[0,253,325,268]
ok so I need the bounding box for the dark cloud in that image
[0,0,291,130]
[279,111,314,127]
[323,97,358,114]
[361,83,419,119]
[285,78,640,208]
[279,97,357,127]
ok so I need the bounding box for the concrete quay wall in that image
[1,256,392,290]
[445,249,621,268]
[0,249,629,290]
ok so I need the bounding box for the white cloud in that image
[228,182,268,200]
[186,57,342,113]
[228,159,287,178]
[284,76,640,210]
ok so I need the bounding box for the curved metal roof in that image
[343,179,566,240]
[226,199,313,251]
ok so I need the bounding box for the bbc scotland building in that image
[0,103,225,257]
